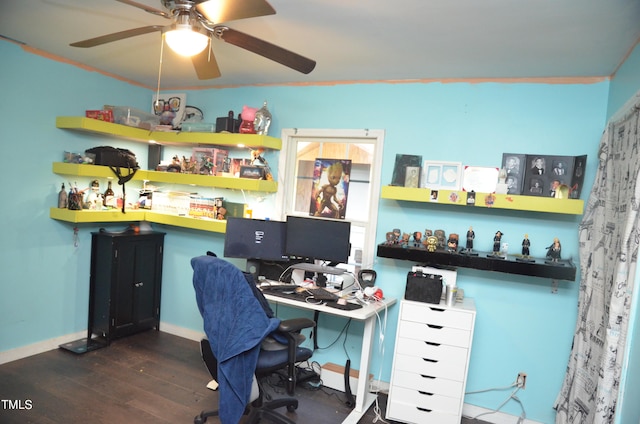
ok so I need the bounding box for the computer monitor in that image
[223,218,289,262]
[285,216,351,265]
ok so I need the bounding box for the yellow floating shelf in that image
[50,207,147,223]
[144,170,278,192]
[145,212,226,233]
[56,116,281,149]
[50,208,227,233]
[52,163,277,192]
[380,186,584,215]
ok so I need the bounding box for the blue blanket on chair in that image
[192,255,280,424]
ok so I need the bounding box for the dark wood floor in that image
[0,331,489,423]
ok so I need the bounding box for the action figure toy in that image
[522,234,531,257]
[546,237,562,263]
[447,233,459,252]
[488,231,505,258]
[516,234,535,263]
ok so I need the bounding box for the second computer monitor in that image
[285,215,351,265]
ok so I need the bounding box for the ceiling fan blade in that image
[196,0,275,23]
[115,0,171,19]
[216,27,316,74]
[70,25,164,47]
[191,45,221,79]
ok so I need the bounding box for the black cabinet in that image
[60,231,165,354]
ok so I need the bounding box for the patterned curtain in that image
[554,104,640,423]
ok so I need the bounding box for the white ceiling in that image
[2,0,640,90]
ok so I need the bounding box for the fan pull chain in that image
[154,34,165,110]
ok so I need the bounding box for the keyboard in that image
[261,284,299,292]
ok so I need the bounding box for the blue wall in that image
[3,37,638,423]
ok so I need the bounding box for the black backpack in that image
[85,146,140,213]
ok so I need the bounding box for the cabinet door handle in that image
[135,281,144,287]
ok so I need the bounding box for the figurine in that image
[393,228,401,244]
[401,233,411,246]
[546,237,562,263]
[239,105,258,134]
[385,231,397,244]
[492,231,503,255]
[413,231,422,247]
[447,233,459,252]
[425,235,438,252]
[434,229,446,250]
[465,227,475,252]
[522,234,531,257]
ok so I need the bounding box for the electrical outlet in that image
[517,372,527,389]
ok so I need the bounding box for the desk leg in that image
[342,314,377,424]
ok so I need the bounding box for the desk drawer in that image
[394,352,467,381]
[398,320,472,348]
[402,301,473,330]
[387,397,460,424]
[391,369,462,398]
[395,336,468,363]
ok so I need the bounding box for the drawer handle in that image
[429,307,445,312]
[420,374,436,379]
[418,391,434,396]
[422,358,438,363]
[425,341,441,346]
[427,324,443,329]
[416,407,433,412]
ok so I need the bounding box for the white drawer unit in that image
[387,298,476,424]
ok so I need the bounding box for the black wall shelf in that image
[376,243,576,281]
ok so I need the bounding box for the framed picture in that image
[420,161,462,190]
[462,166,500,193]
[309,158,352,219]
[404,166,421,188]
[391,154,422,186]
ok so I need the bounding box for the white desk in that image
[263,293,397,424]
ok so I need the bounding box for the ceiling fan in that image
[70,0,316,80]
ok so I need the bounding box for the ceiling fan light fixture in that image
[165,24,209,57]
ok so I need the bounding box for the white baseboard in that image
[0,323,203,365]
[0,330,86,365]
[462,403,544,424]
[158,321,204,342]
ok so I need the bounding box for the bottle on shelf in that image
[104,180,115,208]
[58,183,68,208]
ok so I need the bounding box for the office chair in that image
[191,255,315,424]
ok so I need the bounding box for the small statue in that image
[492,231,503,255]
[426,235,438,252]
[385,231,397,244]
[413,231,422,247]
[465,226,475,252]
[434,229,446,250]
[239,105,258,134]
[522,234,531,257]
[447,233,459,252]
[546,237,562,263]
